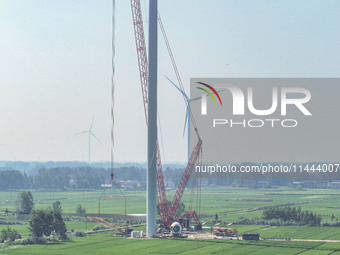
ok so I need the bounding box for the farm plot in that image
[255,226,340,240]
[0,237,325,255]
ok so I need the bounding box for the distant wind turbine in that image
[75,116,100,163]
[165,75,224,161]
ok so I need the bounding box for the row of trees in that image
[0,166,305,192]
[0,170,26,190]
[263,206,322,226]
[0,166,186,191]
[0,167,145,190]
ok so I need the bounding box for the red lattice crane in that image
[131,0,168,224]
[131,0,202,227]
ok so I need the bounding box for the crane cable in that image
[110,0,126,197]
[98,0,127,220]
[158,13,200,140]
[158,11,202,212]
[110,0,115,181]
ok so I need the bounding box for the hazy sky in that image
[0,0,339,162]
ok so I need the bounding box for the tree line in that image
[0,167,185,191]
[263,206,322,226]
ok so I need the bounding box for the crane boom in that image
[157,12,202,225]
[131,0,202,227]
[130,0,148,122]
[167,139,201,225]
[131,0,168,224]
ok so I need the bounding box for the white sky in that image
[0,0,339,162]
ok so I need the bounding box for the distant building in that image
[242,233,260,241]
[292,180,329,189]
[304,180,317,189]
[165,180,175,190]
[292,181,302,188]
[257,180,269,189]
[122,180,140,189]
[316,180,329,189]
[101,183,112,188]
[331,181,340,189]
[69,176,76,185]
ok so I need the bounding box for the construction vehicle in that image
[211,227,238,237]
[175,210,201,230]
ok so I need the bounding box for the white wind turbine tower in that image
[75,116,100,163]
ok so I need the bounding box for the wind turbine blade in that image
[90,131,101,143]
[75,131,89,136]
[164,75,189,100]
[183,106,190,137]
[190,96,201,101]
[90,115,95,130]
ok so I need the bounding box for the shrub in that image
[74,231,87,237]
[322,222,340,227]
[12,236,47,245]
[33,236,47,244]
[93,224,107,231]
[0,227,21,243]
[76,205,86,214]
[14,237,36,245]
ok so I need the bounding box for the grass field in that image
[1,187,340,222]
[231,225,340,240]
[0,235,339,255]
[1,187,340,254]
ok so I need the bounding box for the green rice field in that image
[0,187,340,254]
[0,235,339,255]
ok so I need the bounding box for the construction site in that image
[1,1,340,254]
[81,0,227,239]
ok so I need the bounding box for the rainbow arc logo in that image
[196,82,223,106]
